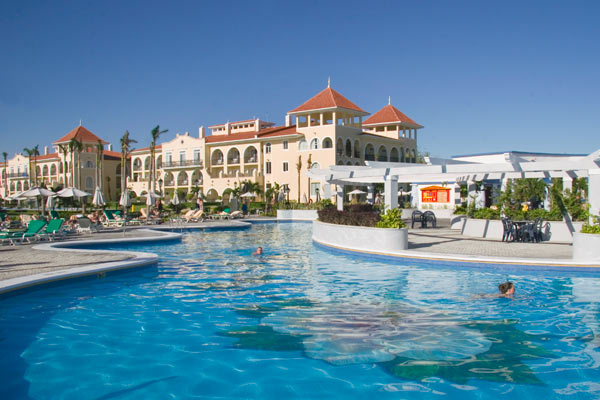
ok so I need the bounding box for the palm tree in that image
[306,153,312,203]
[296,155,302,202]
[120,131,137,214]
[2,151,7,187]
[148,125,168,193]
[95,140,104,191]
[32,145,40,186]
[22,147,35,186]
[68,138,82,188]
[58,144,69,186]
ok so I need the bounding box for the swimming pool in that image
[1,222,600,399]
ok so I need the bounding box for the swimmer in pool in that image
[498,281,515,297]
[252,246,263,256]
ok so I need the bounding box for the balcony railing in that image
[162,159,203,168]
[7,173,28,178]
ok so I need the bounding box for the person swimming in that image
[252,246,263,256]
[498,281,515,297]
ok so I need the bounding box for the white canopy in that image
[240,192,255,198]
[171,192,180,205]
[20,187,54,197]
[119,190,131,208]
[57,187,91,198]
[92,187,105,207]
[347,189,366,195]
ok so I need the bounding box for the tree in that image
[95,140,104,191]
[2,151,7,186]
[58,144,69,187]
[296,155,302,202]
[149,125,168,193]
[31,145,40,186]
[306,153,312,203]
[68,138,82,188]
[22,147,35,186]
[120,131,137,214]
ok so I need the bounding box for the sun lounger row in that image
[0,218,75,245]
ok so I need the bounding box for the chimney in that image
[107,144,113,151]
[199,126,205,138]
[225,122,231,135]
[255,118,260,132]
[185,131,189,136]
[44,146,49,155]
[285,115,291,127]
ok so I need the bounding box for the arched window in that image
[377,146,388,162]
[390,148,399,162]
[354,140,360,158]
[211,150,224,165]
[298,139,308,151]
[42,165,49,176]
[310,162,320,169]
[322,138,333,148]
[365,144,375,161]
[345,139,352,157]
[336,138,343,156]
[50,164,57,176]
[227,148,240,164]
[156,155,162,169]
[244,146,258,163]
[85,176,93,189]
[58,163,63,174]
[133,158,142,171]
[86,161,94,168]
[310,138,319,150]
[412,149,417,163]
[400,147,405,162]
[265,142,272,154]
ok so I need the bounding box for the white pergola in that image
[307,149,600,218]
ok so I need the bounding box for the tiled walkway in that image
[408,228,572,259]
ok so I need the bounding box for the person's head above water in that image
[254,246,263,255]
[498,281,515,296]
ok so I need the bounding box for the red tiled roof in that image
[362,104,422,127]
[104,150,126,159]
[289,87,367,114]
[33,153,60,161]
[204,125,301,144]
[53,126,109,144]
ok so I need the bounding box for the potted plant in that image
[573,215,600,261]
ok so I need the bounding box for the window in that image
[166,152,172,164]
[322,138,332,148]
[298,139,308,151]
[265,142,271,154]
[179,151,186,163]
[266,161,271,174]
[310,138,319,150]
[193,149,201,162]
[310,182,320,197]
[282,162,288,172]
[86,161,94,168]
[85,176,93,189]
[283,140,288,150]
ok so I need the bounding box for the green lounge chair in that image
[103,210,124,227]
[0,219,47,244]
[42,218,66,241]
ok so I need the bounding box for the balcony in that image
[162,159,203,169]
[7,173,28,178]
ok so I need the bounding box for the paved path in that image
[408,227,572,259]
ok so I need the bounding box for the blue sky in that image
[1,0,599,158]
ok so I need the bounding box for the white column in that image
[323,183,332,200]
[336,184,344,211]
[384,175,398,211]
[307,114,311,127]
[320,113,324,126]
[563,176,573,192]
[468,181,477,207]
[588,170,600,223]
[367,184,375,204]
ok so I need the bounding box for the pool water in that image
[1,223,600,399]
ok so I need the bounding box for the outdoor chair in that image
[103,210,125,227]
[501,218,516,242]
[422,211,437,228]
[0,219,47,244]
[411,210,424,228]
[41,218,68,241]
[77,217,102,234]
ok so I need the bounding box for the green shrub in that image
[376,208,407,228]
[582,216,600,234]
[454,204,467,215]
[317,204,380,227]
[473,207,501,220]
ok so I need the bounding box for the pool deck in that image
[0,218,594,294]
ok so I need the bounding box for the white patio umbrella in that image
[57,187,91,198]
[92,187,105,207]
[146,191,161,206]
[46,194,56,210]
[347,189,366,196]
[21,187,55,215]
[240,192,255,198]
[277,190,285,203]
[171,191,180,206]
[119,190,131,208]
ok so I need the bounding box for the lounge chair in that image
[41,218,68,241]
[230,210,243,219]
[103,210,125,227]
[77,217,102,234]
[140,208,161,224]
[0,219,47,244]
[186,209,205,223]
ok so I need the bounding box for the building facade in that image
[128,85,423,203]
[0,126,124,201]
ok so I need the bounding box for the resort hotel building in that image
[0,84,423,204]
[0,126,124,200]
